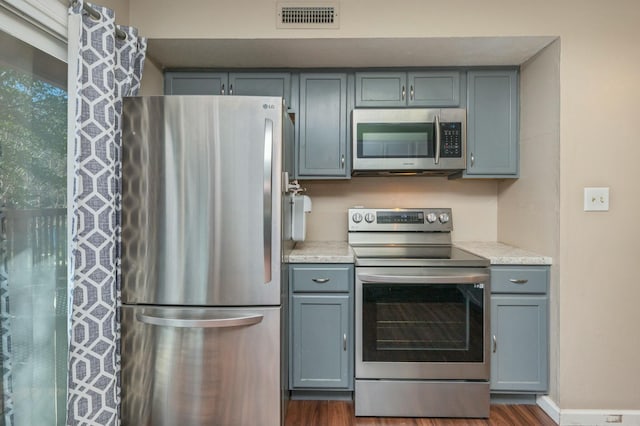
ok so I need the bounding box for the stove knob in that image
[439,213,450,224]
[352,212,363,223]
[426,213,437,223]
[364,213,376,223]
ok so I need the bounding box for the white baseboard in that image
[535,397,640,426]
[560,410,640,426]
[537,395,561,424]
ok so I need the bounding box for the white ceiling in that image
[147,36,557,69]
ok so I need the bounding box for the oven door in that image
[355,267,490,381]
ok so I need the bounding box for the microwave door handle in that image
[357,272,489,285]
[434,114,441,165]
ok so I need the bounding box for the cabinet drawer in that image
[292,265,353,293]
[491,266,548,294]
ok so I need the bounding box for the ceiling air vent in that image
[277,2,339,29]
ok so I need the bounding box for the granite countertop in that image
[288,240,551,265]
[454,241,552,265]
[287,241,354,263]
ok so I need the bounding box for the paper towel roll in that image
[292,195,312,241]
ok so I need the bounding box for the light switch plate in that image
[584,187,609,211]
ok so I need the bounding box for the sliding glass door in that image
[0,30,67,425]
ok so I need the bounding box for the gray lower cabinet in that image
[465,69,519,177]
[490,266,549,393]
[298,73,350,178]
[355,71,461,107]
[164,71,292,108]
[289,264,354,391]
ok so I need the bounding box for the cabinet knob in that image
[341,154,345,168]
[410,85,414,100]
[401,85,406,101]
[470,153,475,167]
[229,84,233,95]
[343,333,347,351]
[492,335,497,353]
[312,278,330,284]
[509,279,528,284]
[221,83,225,95]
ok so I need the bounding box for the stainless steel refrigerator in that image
[120,96,294,426]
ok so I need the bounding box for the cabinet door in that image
[465,70,519,177]
[355,72,407,107]
[408,71,460,107]
[292,294,351,389]
[228,72,291,107]
[164,71,227,95]
[298,73,349,178]
[490,295,548,392]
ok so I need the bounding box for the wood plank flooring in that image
[285,401,557,426]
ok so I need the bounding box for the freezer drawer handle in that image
[357,273,489,285]
[136,312,264,328]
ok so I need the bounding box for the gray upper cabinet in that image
[465,70,519,177]
[490,266,549,393]
[228,72,292,107]
[165,71,227,95]
[355,71,461,107]
[164,71,293,109]
[298,73,350,178]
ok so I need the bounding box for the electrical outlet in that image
[584,187,610,211]
[606,414,623,423]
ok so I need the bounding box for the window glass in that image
[0,29,67,425]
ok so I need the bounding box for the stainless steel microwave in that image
[352,108,466,176]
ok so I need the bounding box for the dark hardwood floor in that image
[285,401,557,426]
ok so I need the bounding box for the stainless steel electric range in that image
[348,207,491,418]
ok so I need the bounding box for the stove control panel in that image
[348,208,453,232]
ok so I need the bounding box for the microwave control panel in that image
[440,122,462,158]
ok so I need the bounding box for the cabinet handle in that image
[509,279,529,284]
[410,85,414,100]
[470,153,475,167]
[343,333,347,351]
[341,154,345,168]
[221,83,225,95]
[401,85,406,101]
[229,84,233,95]
[492,335,497,353]
[312,278,330,284]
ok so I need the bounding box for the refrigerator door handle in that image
[263,118,273,284]
[136,312,264,328]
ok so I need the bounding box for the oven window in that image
[356,123,434,158]
[362,283,484,362]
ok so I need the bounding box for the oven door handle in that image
[357,272,489,284]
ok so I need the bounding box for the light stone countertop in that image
[454,241,553,265]
[288,240,551,265]
[287,241,354,263]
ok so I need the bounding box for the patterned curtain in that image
[66,2,146,424]
[0,210,12,425]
